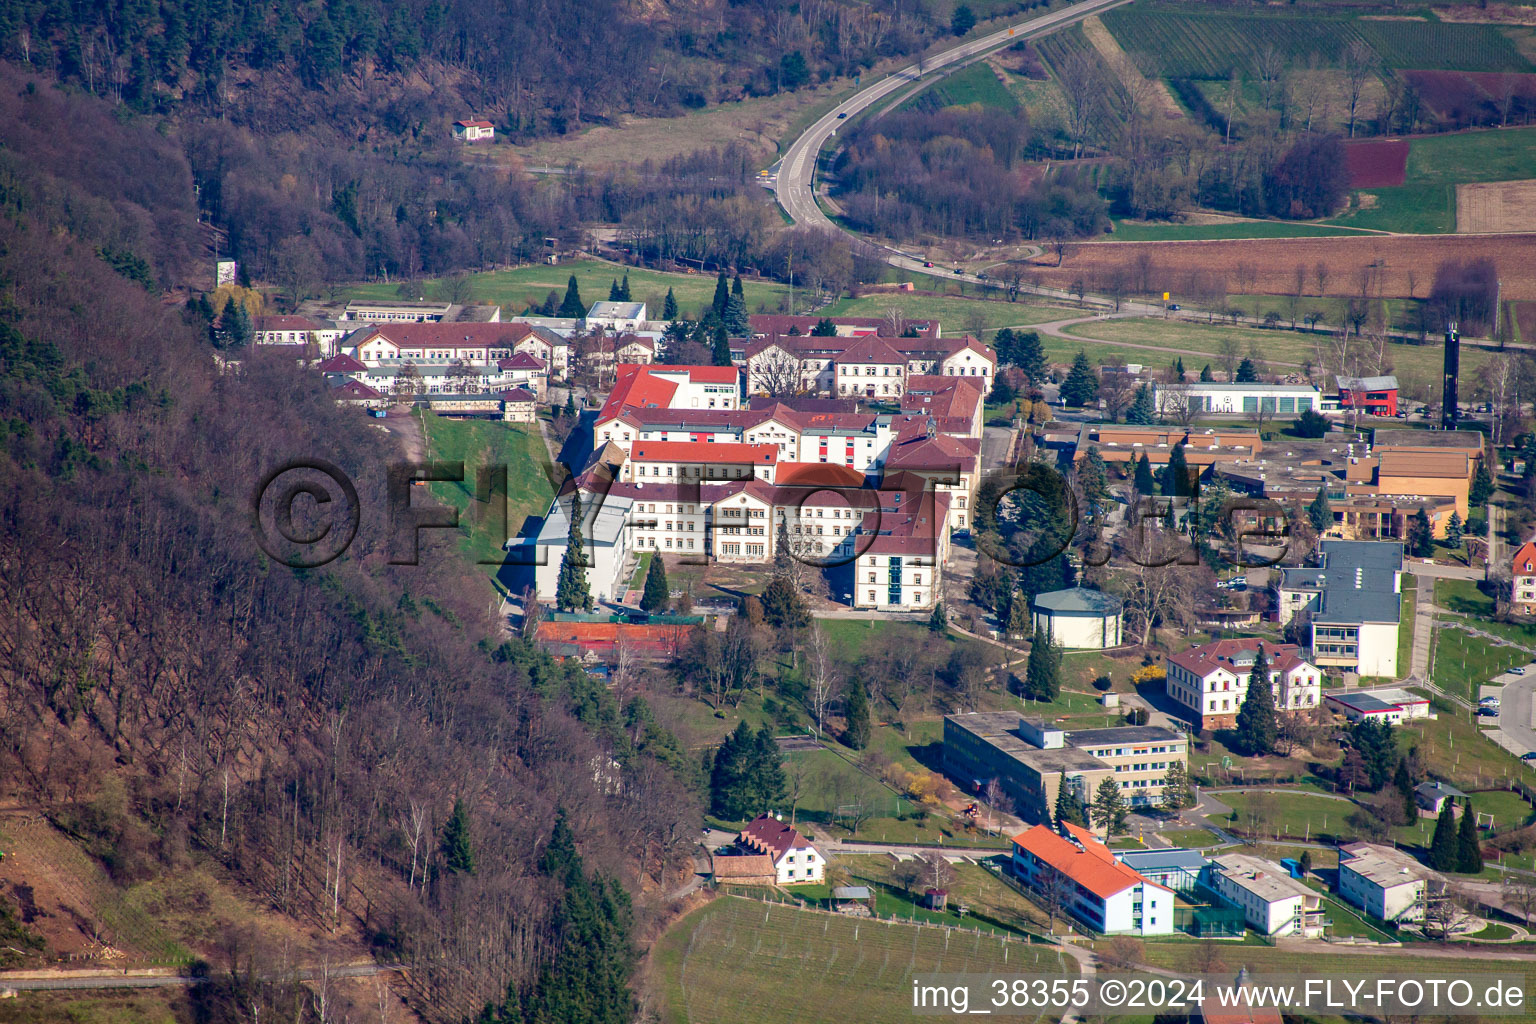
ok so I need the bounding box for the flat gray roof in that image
[1118,849,1211,872]
[1284,540,1403,625]
[1371,428,1483,449]
[1326,692,1398,713]
[945,713,1105,774]
[1067,725,1181,747]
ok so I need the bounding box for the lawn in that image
[1397,703,1536,791]
[418,415,556,593]
[1325,183,1457,235]
[1159,827,1223,848]
[1406,126,1536,186]
[1440,577,1536,649]
[1431,625,1529,701]
[653,896,1072,1024]
[832,856,1051,933]
[1467,788,1535,830]
[1311,888,1398,942]
[1212,791,1354,843]
[1136,944,1536,995]
[1107,220,1371,242]
[344,258,791,322]
[1057,316,1495,383]
[904,60,1018,112]
[821,292,1079,335]
[1398,577,1418,680]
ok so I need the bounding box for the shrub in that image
[1093,674,1113,691]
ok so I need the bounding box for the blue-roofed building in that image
[1278,540,1404,677]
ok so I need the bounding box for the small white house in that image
[453,119,495,143]
[736,814,824,884]
[1337,842,1439,923]
[585,301,648,332]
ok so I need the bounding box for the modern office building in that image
[1277,540,1404,677]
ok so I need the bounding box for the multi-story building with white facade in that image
[736,814,825,885]
[620,441,778,484]
[1207,853,1328,937]
[592,365,742,446]
[741,318,995,399]
[254,315,348,356]
[1012,822,1175,935]
[1278,540,1404,678]
[1337,842,1440,923]
[1166,640,1322,731]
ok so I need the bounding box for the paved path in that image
[1409,571,1437,683]
[0,962,395,992]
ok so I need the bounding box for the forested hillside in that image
[0,0,946,135]
[0,65,698,1024]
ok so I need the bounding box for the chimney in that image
[1442,323,1460,430]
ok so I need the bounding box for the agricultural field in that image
[1457,179,1536,233]
[343,258,791,322]
[1405,125,1536,184]
[653,897,1072,1024]
[904,61,1018,113]
[1101,6,1361,80]
[1343,139,1409,189]
[1102,5,1530,79]
[1039,233,1536,307]
[1355,19,1532,72]
[1106,220,1371,241]
[1325,183,1457,234]
[821,292,1079,335]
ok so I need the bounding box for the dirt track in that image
[1037,233,1536,301]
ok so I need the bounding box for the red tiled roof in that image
[711,854,777,879]
[318,353,367,373]
[498,351,546,370]
[500,387,537,402]
[772,462,866,488]
[835,336,906,365]
[1167,639,1313,681]
[630,441,777,464]
[1514,541,1536,576]
[942,334,996,361]
[686,365,740,384]
[597,365,681,423]
[738,814,816,861]
[333,380,383,399]
[1011,824,1168,900]
[455,119,494,129]
[885,432,980,471]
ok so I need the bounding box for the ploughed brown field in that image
[1036,233,1536,300]
[1343,138,1409,188]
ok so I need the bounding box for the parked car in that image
[923,261,934,268]
[1523,752,1536,761]
[1480,696,1501,707]
[1479,705,1499,716]
[1513,666,1527,675]
[1167,303,1181,311]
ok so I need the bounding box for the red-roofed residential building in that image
[594,365,742,445]
[497,351,549,399]
[902,376,985,438]
[735,814,825,884]
[1513,540,1536,614]
[1166,640,1321,731]
[342,322,537,364]
[740,322,994,399]
[622,441,778,486]
[1011,823,1174,935]
[254,314,346,355]
[883,430,981,531]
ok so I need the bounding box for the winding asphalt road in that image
[775,0,1136,290]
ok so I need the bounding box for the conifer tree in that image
[1410,507,1435,558]
[640,554,670,613]
[1054,773,1088,828]
[1079,446,1110,514]
[608,278,622,302]
[1026,624,1060,700]
[1457,799,1483,873]
[711,323,732,366]
[662,287,678,320]
[1233,646,1277,755]
[1308,487,1332,535]
[1161,442,1190,497]
[1015,330,1047,384]
[929,602,948,633]
[1125,384,1155,424]
[844,681,871,750]
[1446,511,1463,548]
[1235,357,1259,382]
[731,273,744,300]
[1092,776,1128,836]
[723,292,749,335]
[1200,364,1214,382]
[1060,351,1100,406]
[440,798,476,875]
[620,274,632,302]
[749,725,787,809]
[1394,757,1417,823]
[710,722,756,819]
[1162,759,1193,810]
[555,490,593,612]
[1429,800,1458,871]
[1134,453,1156,495]
[712,270,730,318]
[1006,594,1030,640]
[1471,460,1494,506]
[540,289,560,316]
[558,274,586,318]
[810,318,837,336]
[563,391,577,419]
